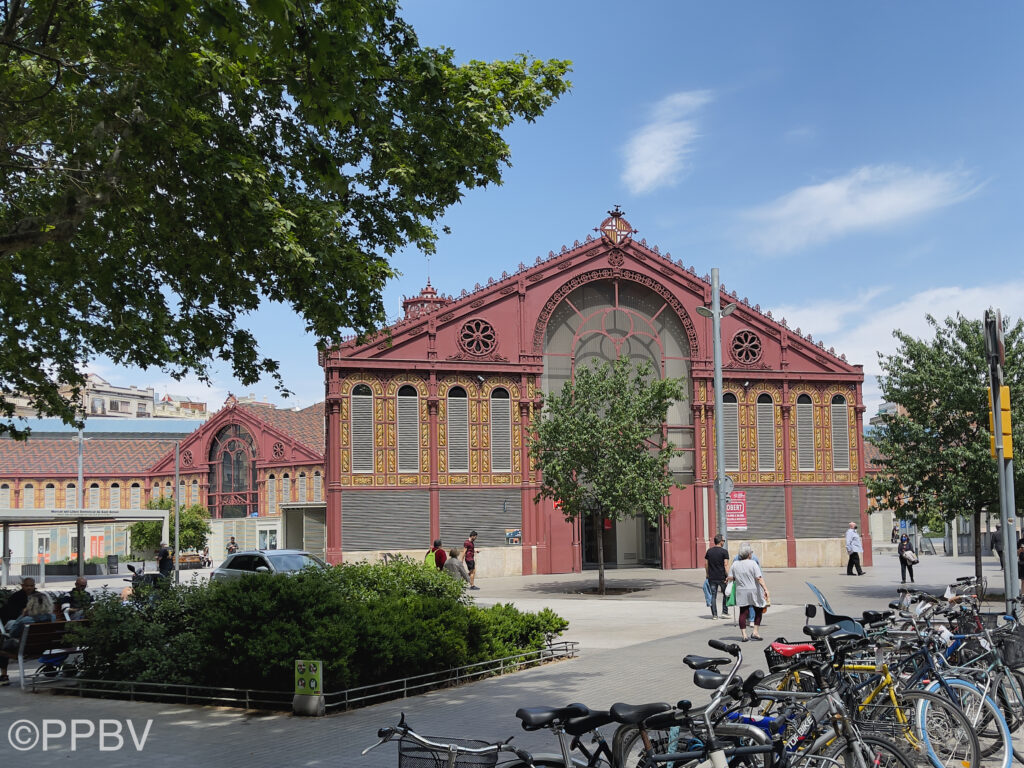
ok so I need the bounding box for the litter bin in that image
[106,554,119,575]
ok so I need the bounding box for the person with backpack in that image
[425,539,446,570]
[898,533,917,583]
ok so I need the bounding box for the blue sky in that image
[95,2,1024,419]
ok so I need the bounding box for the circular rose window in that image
[731,329,763,365]
[272,441,285,459]
[458,318,497,356]
[181,449,193,467]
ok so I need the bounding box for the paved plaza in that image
[0,551,1014,766]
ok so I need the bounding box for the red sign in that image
[726,490,747,532]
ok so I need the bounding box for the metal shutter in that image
[439,490,523,549]
[178,481,186,503]
[0,485,8,508]
[268,477,277,513]
[303,510,326,560]
[831,398,850,471]
[313,473,322,502]
[448,395,469,472]
[341,490,430,549]
[298,474,307,502]
[797,396,815,471]
[728,486,786,540]
[351,393,374,473]
[792,485,860,538]
[723,397,740,471]
[757,397,775,471]
[130,484,141,509]
[490,394,512,472]
[282,475,291,503]
[109,485,120,509]
[398,392,420,472]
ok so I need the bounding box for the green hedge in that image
[71,558,567,692]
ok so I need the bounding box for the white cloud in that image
[771,287,888,337]
[746,165,981,253]
[622,90,712,195]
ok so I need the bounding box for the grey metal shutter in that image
[341,490,430,549]
[439,489,522,549]
[490,394,512,472]
[448,395,469,472]
[130,484,141,509]
[723,396,740,471]
[43,484,56,508]
[298,473,307,502]
[351,392,374,473]
[398,392,420,473]
[313,472,322,502]
[22,485,33,509]
[0,485,9,508]
[831,397,850,471]
[732,486,786,540]
[792,485,860,538]
[109,485,120,509]
[303,510,326,560]
[268,477,277,513]
[757,397,776,471]
[178,480,186,503]
[191,480,198,505]
[282,475,291,503]
[797,396,815,471]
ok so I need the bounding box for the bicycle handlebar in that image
[708,638,740,657]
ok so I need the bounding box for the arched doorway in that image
[207,424,258,518]
[542,279,693,567]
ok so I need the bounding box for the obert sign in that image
[989,386,1014,459]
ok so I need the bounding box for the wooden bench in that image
[1,620,87,690]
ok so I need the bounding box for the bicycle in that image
[364,713,535,768]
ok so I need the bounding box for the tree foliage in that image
[867,313,1024,533]
[129,497,212,554]
[0,0,571,437]
[529,357,686,592]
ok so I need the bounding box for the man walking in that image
[993,525,1004,568]
[704,534,730,619]
[464,531,479,590]
[845,522,865,575]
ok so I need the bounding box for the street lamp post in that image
[697,269,737,546]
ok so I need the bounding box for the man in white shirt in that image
[845,521,865,575]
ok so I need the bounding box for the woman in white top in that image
[726,545,770,642]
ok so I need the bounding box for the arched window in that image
[130,483,141,509]
[490,388,512,472]
[298,472,307,501]
[447,386,469,473]
[722,393,740,472]
[207,424,258,518]
[109,483,121,509]
[22,484,34,509]
[268,474,278,514]
[282,473,291,503]
[0,484,9,508]
[65,483,76,508]
[178,480,186,502]
[831,395,850,471]
[313,471,322,502]
[191,479,199,505]
[351,384,374,473]
[796,394,815,471]
[756,394,776,471]
[88,483,100,508]
[397,385,420,473]
[44,483,55,508]
[166,481,172,498]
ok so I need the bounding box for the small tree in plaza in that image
[867,313,1024,581]
[129,497,212,557]
[529,357,686,595]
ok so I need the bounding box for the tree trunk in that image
[597,515,606,596]
[974,509,982,585]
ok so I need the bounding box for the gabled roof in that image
[238,402,324,456]
[0,439,174,478]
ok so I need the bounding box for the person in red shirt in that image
[426,539,447,570]
[464,531,479,590]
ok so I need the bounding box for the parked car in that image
[209,550,328,582]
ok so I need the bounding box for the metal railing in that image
[35,641,579,711]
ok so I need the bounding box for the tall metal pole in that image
[174,441,181,584]
[711,269,728,545]
[77,427,85,578]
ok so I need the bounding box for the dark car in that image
[209,549,328,582]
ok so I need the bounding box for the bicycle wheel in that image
[994,668,1024,733]
[822,735,917,768]
[755,667,820,694]
[924,678,1012,768]
[618,724,703,768]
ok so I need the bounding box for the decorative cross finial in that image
[595,206,637,245]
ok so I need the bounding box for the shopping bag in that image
[702,578,712,607]
[725,580,737,607]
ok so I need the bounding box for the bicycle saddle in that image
[861,610,892,625]
[682,654,730,670]
[609,702,671,725]
[768,641,817,657]
[564,709,616,736]
[802,623,842,639]
[515,703,590,730]
[693,669,727,690]
[644,703,696,729]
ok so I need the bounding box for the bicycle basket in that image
[979,612,1007,630]
[398,737,498,768]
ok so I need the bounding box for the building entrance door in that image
[582,515,662,569]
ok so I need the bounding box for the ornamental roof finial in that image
[595,206,637,246]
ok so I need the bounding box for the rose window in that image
[731,330,763,365]
[458,318,497,356]
[181,449,193,467]
[272,442,285,459]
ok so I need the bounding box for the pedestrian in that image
[0,577,35,626]
[845,521,865,575]
[733,543,760,625]
[890,525,898,544]
[443,547,470,584]
[897,533,916,584]
[727,545,769,642]
[993,525,1004,568]
[425,539,447,570]
[67,576,92,619]
[226,536,239,556]
[1017,539,1024,584]
[464,531,479,589]
[156,542,173,577]
[704,534,730,619]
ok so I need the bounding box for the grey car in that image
[210,549,328,581]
